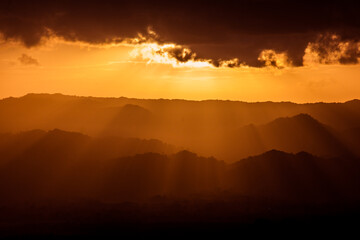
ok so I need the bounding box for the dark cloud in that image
[209,58,244,68]
[1,0,360,67]
[165,46,196,63]
[18,54,39,66]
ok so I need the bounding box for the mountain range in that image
[1,94,360,161]
[0,129,359,205]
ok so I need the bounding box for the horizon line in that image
[1,92,359,105]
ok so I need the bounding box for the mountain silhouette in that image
[101,104,156,138]
[225,150,360,204]
[1,94,360,162]
[218,113,351,161]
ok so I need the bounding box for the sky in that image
[1,0,360,102]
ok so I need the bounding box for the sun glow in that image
[1,32,360,103]
[129,43,213,68]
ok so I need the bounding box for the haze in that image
[1,0,360,237]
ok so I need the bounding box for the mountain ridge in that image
[2,93,359,104]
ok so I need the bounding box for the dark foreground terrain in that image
[1,199,360,238]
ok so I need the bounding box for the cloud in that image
[128,30,249,68]
[258,50,292,68]
[1,1,360,67]
[303,34,360,66]
[18,54,40,66]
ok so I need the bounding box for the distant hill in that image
[218,113,351,160]
[0,129,176,167]
[101,104,156,138]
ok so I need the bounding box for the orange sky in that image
[1,36,360,103]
